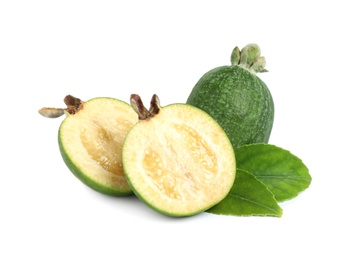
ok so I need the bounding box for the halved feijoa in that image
[39,95,138,196]
[122,94,236,217]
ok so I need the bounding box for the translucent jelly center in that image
[142,123,218,200]
[80,118,132,175]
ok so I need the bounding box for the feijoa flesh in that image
[122,94,236,217]
[187,43,274,147]
[39,95,138,196]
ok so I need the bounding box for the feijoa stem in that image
[38,95,84,118]
[130,94,161,120]
[231,43,268,74]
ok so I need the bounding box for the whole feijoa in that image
[186,43,274,147]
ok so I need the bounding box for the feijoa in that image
[186,43,274,147]
[122,94,236,217]
[39,95,138,196]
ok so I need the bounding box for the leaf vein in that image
[256,175,311,181]
[228,193,280,214]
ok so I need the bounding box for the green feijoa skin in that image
[187,44,274,147]
[235,143,312,202]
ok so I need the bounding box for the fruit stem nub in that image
[38,95,84,118]
[231,43,268,74]
[130,94,161,120]
[63,95,84,115]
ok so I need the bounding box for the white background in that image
[1,1,359,259]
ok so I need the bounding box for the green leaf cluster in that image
[207,144,311,217]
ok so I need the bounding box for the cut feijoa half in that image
[122,94,236,217]
[39,95,138,196]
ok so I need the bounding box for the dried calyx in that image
[38,95,84,118]
[130,94,161,120]
[231,43,267,74]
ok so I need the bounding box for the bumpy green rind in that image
[187,66,274,147]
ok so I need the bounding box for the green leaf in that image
[207,169,282,217]
[235,144,312,202]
